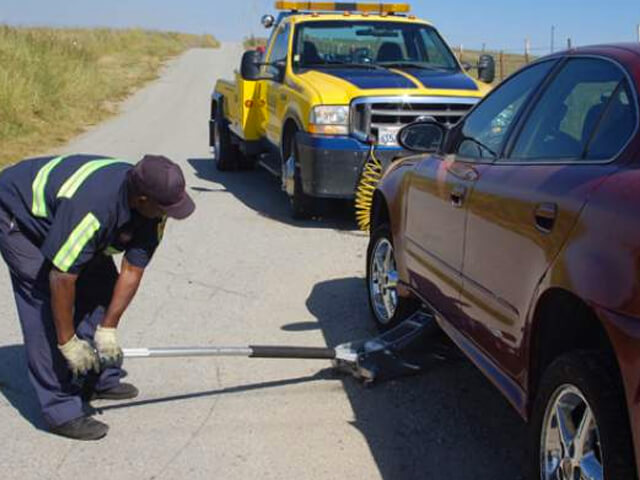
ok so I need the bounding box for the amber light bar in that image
[275,2,411,13]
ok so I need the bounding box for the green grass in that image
[0,26,219,167]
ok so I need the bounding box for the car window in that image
[586,80,637,160]
[455,60,555,161]
[509,58,626,162]
[268,24,290,63]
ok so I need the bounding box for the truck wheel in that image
[214,115,239,171]
[239,153,258,170]
[531,351,637,480]
[366,224,418,330]
[286,134,314,219]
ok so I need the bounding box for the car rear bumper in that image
[598,306,640,475]
[296,133,409,199]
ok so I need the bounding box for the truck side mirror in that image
[261,14,275,28]
[241,50,262,81]
[477,54,495,84]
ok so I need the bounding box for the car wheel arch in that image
[526,287,620,417]
[281,117,302,162]
[370,190,391,232]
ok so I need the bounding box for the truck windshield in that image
[292,21,459,72]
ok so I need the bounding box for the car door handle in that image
[534,202,557,233]
[450,185,467,208]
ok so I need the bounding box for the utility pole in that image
[524,38,530,63]
[637,24,640,42]
[550,25,555,53]
[567,37,572,49]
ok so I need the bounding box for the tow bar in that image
[122,311,454,385]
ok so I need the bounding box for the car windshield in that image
[292,21,459,72]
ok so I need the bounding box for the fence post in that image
[524,38,530,63]
[499,51,504,80]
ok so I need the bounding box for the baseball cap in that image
[130,155,195,219]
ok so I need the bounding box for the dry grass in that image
[457,49,533,83]
[0,26,219,167]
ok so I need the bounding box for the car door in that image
[459,56,638,380]
[403,60,556,325]
[263,23,290,155]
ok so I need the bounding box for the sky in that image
[1,0,639,54]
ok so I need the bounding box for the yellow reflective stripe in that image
[52,213,101,272]
[31,155,69,217]
[57,159,122,199]
[103,246,122,256]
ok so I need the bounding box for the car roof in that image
[544,43,640,62]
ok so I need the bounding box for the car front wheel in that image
[531,351,637,480]
[366,224,418,330]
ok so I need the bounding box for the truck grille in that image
[350,96,479,144]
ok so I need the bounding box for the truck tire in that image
[286,132,314,219]
[213,113,239,171]
[531,350,637,480]
[239,153,258,170]
[366,224,419,330]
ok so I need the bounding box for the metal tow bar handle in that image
[121,312,448,385]
[123,345,337,359]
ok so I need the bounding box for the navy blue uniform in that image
[0,154,164,427]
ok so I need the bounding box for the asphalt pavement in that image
[0,44,528,480]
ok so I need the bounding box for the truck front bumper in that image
[296,133,409,199]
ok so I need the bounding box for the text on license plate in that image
[377,126,402,146]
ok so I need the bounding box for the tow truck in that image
[210,2,495,218]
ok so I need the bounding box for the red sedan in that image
[368,43,640,479]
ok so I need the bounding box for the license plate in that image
[377,126,402,146]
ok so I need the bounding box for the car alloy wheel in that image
[369,237,399,325]
[540,384,603,480]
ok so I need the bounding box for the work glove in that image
[58,335,100,378]
[94,326,123,369]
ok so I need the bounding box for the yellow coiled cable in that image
[354,144,383,232]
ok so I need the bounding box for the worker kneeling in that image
[0,154,195,440]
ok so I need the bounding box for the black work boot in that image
[50,416,109,441]
[92,382,139,401]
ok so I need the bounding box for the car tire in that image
[213,113,239,171]
[286,134,314,219]
[531,350,637,480]
[239,153,258,170]
[366,224,418,330]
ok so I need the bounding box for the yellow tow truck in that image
[210,2,495,217]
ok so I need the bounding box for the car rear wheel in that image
[366,224,418,330]
[531,351,637,480]
[214,114,239,171]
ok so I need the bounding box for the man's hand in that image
[94,326,123,368]
[58,335,100,378]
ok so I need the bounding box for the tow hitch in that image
[122,311,452,386]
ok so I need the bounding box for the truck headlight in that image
[309,105,349,135]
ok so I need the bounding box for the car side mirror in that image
[240,51,282,81]
[241,50,262,80]
[398,120,446,153]
[477,54,495,83]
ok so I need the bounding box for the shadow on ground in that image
[306,277,529,480]
[0,344,46,430]
[187,157,359,231]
